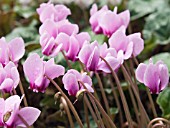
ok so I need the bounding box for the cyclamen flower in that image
[136,59,169,94]
[78,41,123,73]
[0,95,40,128]
[109,26,144,59]
[78,41,100,71]
[39,19,79,57]
[0,37,25,66]
[89,4,130,37]
[23,53,65,92]
[37,2,71,23]
[97,43,124,73]
[62,69,94,96]
[56,32,91,61]
[0,61,19,93]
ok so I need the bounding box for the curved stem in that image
[100,57,133,128]
[79,81,117,128]
[84,99,90,128]
[147,118,170,128]
[121,65,150,123]
[60,96,74,128]
[108,75,124,127]
[87,92,105,128]
[84,94,101,128]
[47,76,83,128]
[95,72,111,117]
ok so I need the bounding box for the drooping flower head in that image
[39,19,79,57]
[78,41,100,71]
[89,4,130,37]
[0,95,41,128]
[108,26,144,60]
[0,37,25,66]
[136,59,169,94]
[62,69,94,96]
[0,61,20,93]
[37,2,71,23]
[23,53,65,92]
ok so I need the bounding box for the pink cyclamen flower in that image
[62,69,94,96]
[55,32,91,61]
[136,59,169,94]
[37,2,71,23]
[90,4,130,37]
[0,95,41,128]
[109,26,144,60]
[0,61,19,93]
[39,19,79,57]
[97,43,124,73]
[0,37,25,66]
[23,53,65,92]
[78,41,100,71]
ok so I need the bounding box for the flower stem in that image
[19,80,28,107]
[100,57,133,128]
[61,50,72,69]
[121,65,150,123]
[47,76,83,128]
[79,81,117,128]
[84,98,90,128]
[60,96,74,128]
[95,72,111,117]
[84,94,101,128]
[108,75,124,127]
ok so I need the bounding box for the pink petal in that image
[5,95,21,126]
[56,32,70,51]
[158,63,169,91]
[108,26,127,51]
[76,32,91,48]
[62,73,79,96]
[78,43,91,65]
[66,36,80,61]
[0,78,13,93]
[57,20,79,35]
[0,98,5,126]
[39,19,58,37]
[44,58,65,79]
[54,4,71,21]
[127,33,144,57]
[90,4,98,16]
[99,11,121,36]
[98,56,120,73]
[135,63,147,83]
[124,41,133,60]
[144,64,160,94]
[15,107,41,127]
[87,46,100,71]
[0,37,9,65]
[23,53,44,85]
[118,10,130,28]
[8,37,25,63]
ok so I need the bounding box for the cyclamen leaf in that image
[157,87,170,119]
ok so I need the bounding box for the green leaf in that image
[143,8,170,45]
[128,0,169,20]
[144,52,170,72]
[157,87,170,119]
[6,20,39,43]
